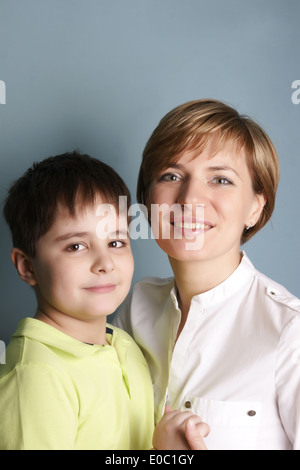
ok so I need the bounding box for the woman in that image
[114,99,300,450]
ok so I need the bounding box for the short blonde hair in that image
[137,99,280,243]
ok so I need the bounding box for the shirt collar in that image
[13,318,118,359]
[170,251,255,310]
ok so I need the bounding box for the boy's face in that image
[29,197,134,323]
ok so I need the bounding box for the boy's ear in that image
[11,248,37,287]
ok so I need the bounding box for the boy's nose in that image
[91,253,114,274]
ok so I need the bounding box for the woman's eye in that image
[159,173,181,182]
[211,176,233,185]
[67,243,86,252]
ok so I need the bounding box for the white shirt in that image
[114,252,300,450]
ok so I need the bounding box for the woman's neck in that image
[170,251,242,338]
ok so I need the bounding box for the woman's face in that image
[149,137,265,265]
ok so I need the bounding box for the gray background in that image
[0,0,299,344]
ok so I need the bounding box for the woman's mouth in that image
[172,221,213,231]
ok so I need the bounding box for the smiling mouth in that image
[84,284,116,294]
[172,221,213,231]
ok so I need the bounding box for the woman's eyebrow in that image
[161,163,241,180]
[207,165,241,179]
[162,163,184,171]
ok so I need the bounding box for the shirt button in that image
[248,410,256,417]
[184,400,192,409]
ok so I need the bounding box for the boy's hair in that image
[137,99,280,244]
[3,151,131,257]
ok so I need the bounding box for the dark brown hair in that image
[3,151,131,257]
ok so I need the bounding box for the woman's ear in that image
[11,248,37,287]
[246,192,267,229]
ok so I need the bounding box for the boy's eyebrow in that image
[55,229,130,242]
[111,229,130,239]
[55,232,89,242]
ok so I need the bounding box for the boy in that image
[0,152,206,450]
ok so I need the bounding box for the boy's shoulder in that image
[0,318,72,380]
[1,318,113,379]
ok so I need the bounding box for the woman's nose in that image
[176,178,208,207]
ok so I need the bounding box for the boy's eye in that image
[67,243,86,252]
[109,240,126,248]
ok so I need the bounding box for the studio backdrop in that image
[0,0,299,344]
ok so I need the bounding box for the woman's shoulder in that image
[249,259,300,315]
[134,275,174,286]
[112,276,175,332]
[132,275,175,297]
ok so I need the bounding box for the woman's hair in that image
[3,151,131,257]
[137,99,280,243]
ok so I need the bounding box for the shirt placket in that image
[167,300,203,409]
